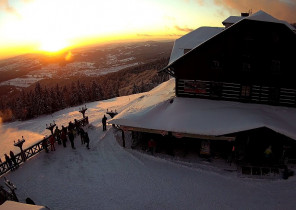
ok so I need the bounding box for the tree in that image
[70,82,79,106]
[0,57,170,122]
[62,86,70,106]
[132,84,139,94]
[91,81,102,101]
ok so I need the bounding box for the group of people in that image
[42,119,91,153]
[44,114,107,153]
[0,120,91,173]
[1,114,111,173]
[0,151,19,172]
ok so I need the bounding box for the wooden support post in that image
[122,130,125,148]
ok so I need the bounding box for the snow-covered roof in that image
[169,27,224,64]
[222,10,295,31]
[165,10,295,70]
[0,201,47,210]
[246,10,296,31]
[110,79,296,140]
[222,16,245,25]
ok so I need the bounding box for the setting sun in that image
[0,0,295,59]
[39,39,69,53]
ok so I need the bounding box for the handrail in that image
[0,116,89,177]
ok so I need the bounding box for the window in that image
[184,81,207,94]
[271,60,280,74]
[243,37,254,52]
[211,60,221,70]
[244,32,254,41]
[242,62,251,72]
[241,85,251,97]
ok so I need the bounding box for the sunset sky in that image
[0,0,295,59]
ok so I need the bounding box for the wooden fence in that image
[0,117,88,177]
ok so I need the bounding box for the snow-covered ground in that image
[0,80,296,209]
[0,77,44,88]
[0,92,142,160]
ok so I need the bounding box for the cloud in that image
[167,33,183,37]
[0,0,20,17]
[163,15,176,22]
[137,34,153,37]
[174,25,194,32]
[136,33,182,38]
[195,0,205,6]
[182,0,205,5]
[0,0,33,18]
[213,0,296,23]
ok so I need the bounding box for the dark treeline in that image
[0,58,170,122]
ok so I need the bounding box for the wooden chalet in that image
[111,11,296,174]
[162,11,296,107]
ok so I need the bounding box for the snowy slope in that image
[0,80,296,209]
[0,93,143,160]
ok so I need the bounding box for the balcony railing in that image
[177,79,296,107]
[0,116,88,177]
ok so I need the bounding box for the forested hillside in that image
[0,57,169,122]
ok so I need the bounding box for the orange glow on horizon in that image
[39,38,69,53]
[0,32,178,59]
[65,51,72,61]
[0,0,181,59]
[1,0,294,59]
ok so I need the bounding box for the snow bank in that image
[0,201,47,210]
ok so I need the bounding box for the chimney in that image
[241,13,249,17]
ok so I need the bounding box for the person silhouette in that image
[102,115,107,131]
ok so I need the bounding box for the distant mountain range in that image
[0,41,173,122]
[0,41,173,87]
